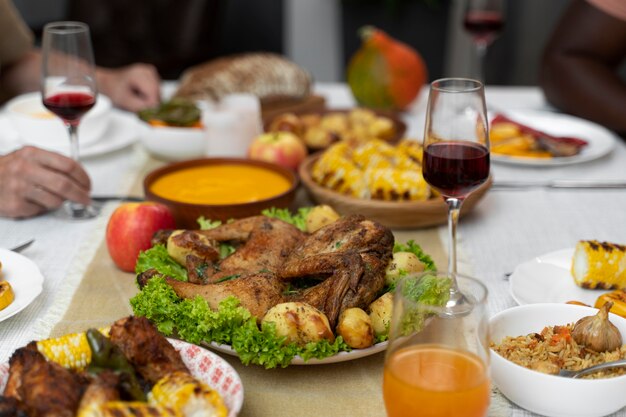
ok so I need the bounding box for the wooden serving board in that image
[261,94,326,122]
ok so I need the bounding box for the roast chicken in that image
[140,214,394,327]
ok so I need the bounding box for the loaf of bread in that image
[174,53,312,103]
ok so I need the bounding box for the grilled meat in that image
[109,316,188,384]
[0,396,28,417]
[164,272,286,320]
[4,347,83,417]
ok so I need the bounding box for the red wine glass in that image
[41,21,98,219]
[422,78,490,308]
[463,0,505,83]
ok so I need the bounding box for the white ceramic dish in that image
[509,248,609,306]
[0,248,44,322]
[0,339,243,417]
[209,340,387,365]
[138,120,207,161]
[0,110,137,158]
[490,303,626,417]
[5,92,112,147]
[491,110,616,166]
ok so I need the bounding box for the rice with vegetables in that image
[491,323,626,379]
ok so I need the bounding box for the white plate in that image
[491,110,617,166]
[0,110,138,158]
[0,248,44,322]
[0,339,243,417]
[509,248,609,306]
[209,340,387,365]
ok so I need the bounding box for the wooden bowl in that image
[299,154,492,229]
[264,108,407,150]
[144,158,298,228]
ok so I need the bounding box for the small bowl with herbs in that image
[137,99,207,161]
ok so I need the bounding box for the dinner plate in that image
[208,340,388,365]
[491,110,617,166]
[0,339,243,417]
[0,248,44,322]
[0,110,138,158]
[509,248,609,306]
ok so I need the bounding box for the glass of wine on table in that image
[41,21,98,219]
[463,0,505,82]
[422,78,490,308]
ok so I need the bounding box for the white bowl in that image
[138,120,208,161]
[490,303,626,417]
[5,92,111,148]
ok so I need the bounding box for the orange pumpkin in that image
[347,26,428,111]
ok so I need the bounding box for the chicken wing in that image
[109,316,188,384]
[3,347,83,417]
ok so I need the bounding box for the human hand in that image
[97,63,161,112]
[0,146,92,218]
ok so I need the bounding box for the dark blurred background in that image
[13,0,571,85]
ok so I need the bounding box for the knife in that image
[91,195,145,203]
[492,180,626,190]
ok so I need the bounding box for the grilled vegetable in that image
[78,401,179,417]
[595,289,626,318]
[36,328,109,370]
[149,371,227,417]
[87,329,146,401]
[571,240,626,289]
[0,281,14,311]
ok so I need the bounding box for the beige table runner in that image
[50,157,449,417]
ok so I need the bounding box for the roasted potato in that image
[336,308,374,349]
[368,292,393,337]
[305,205,341,233]
[385,251,426,286]
[262,302,334,345]
[167,230,219,266]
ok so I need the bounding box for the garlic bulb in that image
[571,302,623,352]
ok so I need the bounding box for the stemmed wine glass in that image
[41,21,98,219]
[422,78,490,307]
[463,0,505,83]
[383,271,490,417]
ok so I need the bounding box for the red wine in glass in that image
[423,141,490,199]
[463,11,504,45]
[43,92,95,126]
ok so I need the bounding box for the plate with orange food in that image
[490,110,616,166]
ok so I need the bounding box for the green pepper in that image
[137,99,201,127]
[86,329,146,401]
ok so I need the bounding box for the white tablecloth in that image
[1,84,625,417]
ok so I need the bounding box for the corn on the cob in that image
[572,240,626,289]
[78,401,180,417]
[0,281,14,311]
[595,289,626,318]
[149,371,228,417]
[36,327,111,370]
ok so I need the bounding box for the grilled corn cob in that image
[0,281,14,311]
[595,289,626,318]
[36,327,111,370]
[572,240,626,289]
[78,401,180,417]
[149,371,228,417]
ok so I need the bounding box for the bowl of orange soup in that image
[144,158,298,228]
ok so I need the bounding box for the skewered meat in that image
[3,347,83,417]
[109,316,188,384]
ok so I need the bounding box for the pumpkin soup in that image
[149,164,292,205]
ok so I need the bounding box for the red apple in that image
[105,202,176,272]
[247,132,307,170]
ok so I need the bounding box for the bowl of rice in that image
[490,303,626,417]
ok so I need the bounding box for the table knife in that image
[492,180,626,190]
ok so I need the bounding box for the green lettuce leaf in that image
[261,207,311,232]
[135,245,187,281]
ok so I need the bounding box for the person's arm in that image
[0,49,161,112]
[540,0,626,134]
[0,147,91,218]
